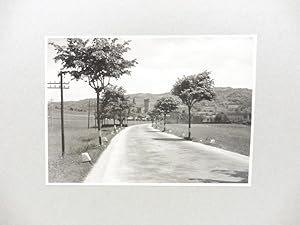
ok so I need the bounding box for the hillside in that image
[49,87,252,113]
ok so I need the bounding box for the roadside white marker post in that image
[81,152,92,164]
[103,137,108,143]
[97,130,102,148]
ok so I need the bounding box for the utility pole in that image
[47,75,69,158]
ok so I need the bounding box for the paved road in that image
[85,124,249,183]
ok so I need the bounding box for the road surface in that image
[85,124,249,183]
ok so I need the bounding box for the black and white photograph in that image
[46,35,256,185]
[2,0,300,224]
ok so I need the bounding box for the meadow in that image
[48,110,116,183]
[158,123,252,156]
[48,107,251,183]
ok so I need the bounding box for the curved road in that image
[85,124,249,183]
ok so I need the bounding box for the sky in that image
[46,36,256,101]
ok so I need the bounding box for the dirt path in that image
[84,124,249,183]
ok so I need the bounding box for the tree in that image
[154,97,178,132]
[171,71,215,139]
[50,38,137,145]
[102,85,131,126]
[147,108,162,127]
[215,112,230,123]
[115,96,131,126]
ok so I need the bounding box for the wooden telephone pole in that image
[47,74,69,158]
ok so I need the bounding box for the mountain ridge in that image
[49,87,252,113]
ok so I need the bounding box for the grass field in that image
[48,108,251,182]
[48,110,117,183]
[157,123,251,156]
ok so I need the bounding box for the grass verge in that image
[48,112,118,183]
[156,123,251,156]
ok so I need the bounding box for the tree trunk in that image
[96,90,102,145]
[163,114,166,132]
[87,99,91,129]
[188,106,191,140]
[120,114,123,127]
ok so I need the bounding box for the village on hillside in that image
[49,88,252,126]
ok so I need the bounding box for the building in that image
[227,104,240,112]
[202,114,216,123]
[201,105,216,113]
[227,112,251,123]
[225,104,251,123]
[144,98,150,113]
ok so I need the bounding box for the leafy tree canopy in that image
[102,85,131,120]
[50,38,137,92]
[171,71,215,108]
[102,85,126,105]
[147,108,162,120]
[154,96,178,115]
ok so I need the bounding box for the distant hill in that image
[127,87,252,112]
[49,87,252,113]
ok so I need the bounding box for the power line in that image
[47,82,70,89]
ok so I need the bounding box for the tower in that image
[144,98,150,113]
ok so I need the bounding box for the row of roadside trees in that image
[50,38,137,145]
[51,38,216,143]
[101,85,133,126]
[150,71,216,140]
